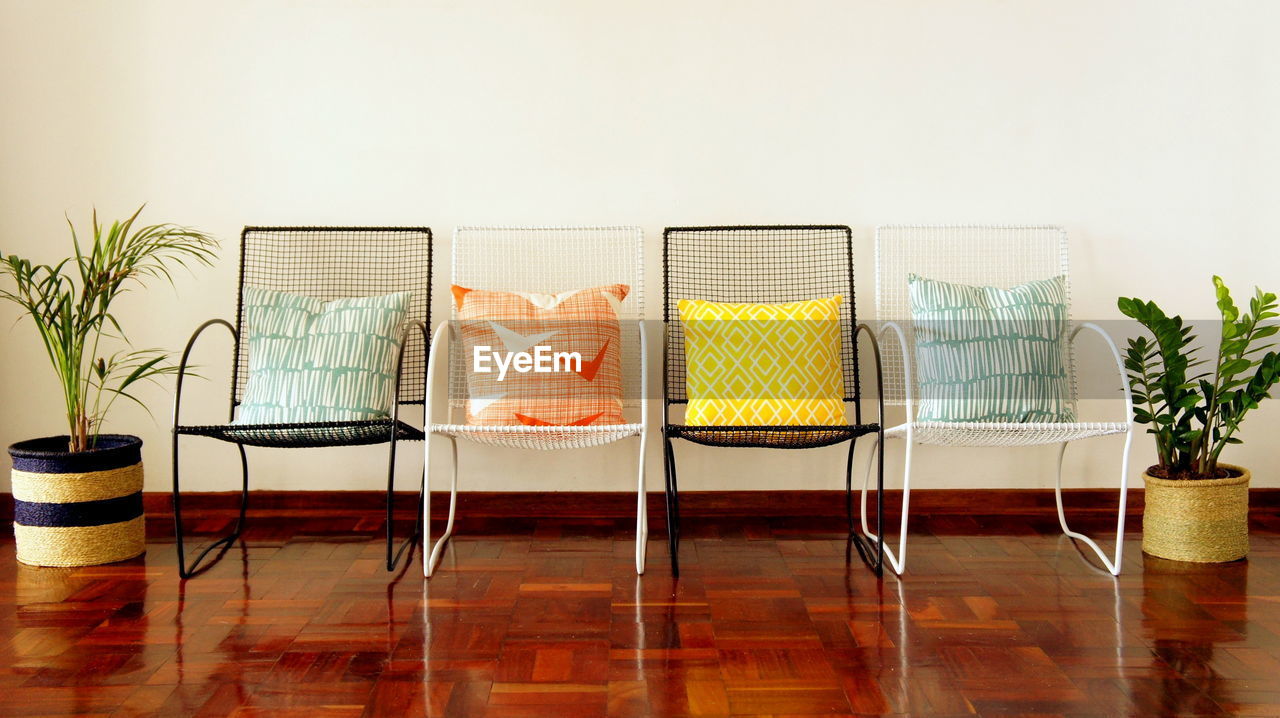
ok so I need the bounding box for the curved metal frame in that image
[172,319,246,579]
[659,226,883,578]
[172,227,432,579]
[386,321,431,571]
[422,321,652,577]
[859,321,913,576]
[424,226,650,578]
[859,321,1134,576]
[1057,323,1133,575]
[662,328,886,579]
[173,317,431,578]
[847,324,886,575]
[423,324,456,576]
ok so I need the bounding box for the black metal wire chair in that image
[662,225,885,576]
[171,227,432,578]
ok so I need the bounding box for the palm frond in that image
[0,206,218,451]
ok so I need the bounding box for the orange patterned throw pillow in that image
[452,284,629,427]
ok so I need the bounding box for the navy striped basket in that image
[8,435,146,566]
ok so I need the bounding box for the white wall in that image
[2,0,1278,494]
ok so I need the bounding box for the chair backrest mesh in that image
[233,227,432,406]
[449,226,645,416]
[873,224,1073,406]
[662,226,859,404]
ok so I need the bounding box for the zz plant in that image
[1118,277,1279,480]
[0,207,216,452]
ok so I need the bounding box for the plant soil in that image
[1146,464,1243,481]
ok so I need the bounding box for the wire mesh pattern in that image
[662,226,872,451]
[234,227,432,407]
[874,225,1071,407]
[668,424,877,450]
[864,226,1133,577]
[178,420,425,449]
[883,421,1128,447]
[425,226,651,576]
[431,423,643,450]
[659,226,882,577]
[447,227,645,434]
[452,227,644,311]
[664,226,860,404]
[172,227,433,578]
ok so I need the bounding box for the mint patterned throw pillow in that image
[908,274,1074,423]
[235,287,410,425]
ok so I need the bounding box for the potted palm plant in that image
[1118,276,1279,563]
[2,207,216,566]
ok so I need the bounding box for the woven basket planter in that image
[8,435,146,567]
[1142,463,1250,563]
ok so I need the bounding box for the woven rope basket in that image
[8,435,146,567]
[1143,464,1250,563]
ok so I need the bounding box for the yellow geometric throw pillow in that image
[678,296,846,426]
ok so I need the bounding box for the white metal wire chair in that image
[861,226,1134,575]
[423,226,649,576]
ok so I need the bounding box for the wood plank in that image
[0,500,1276,716]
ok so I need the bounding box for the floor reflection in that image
[1136,553,1249,717]
[3,515,1277,715]
[845,534,1255,715]
[172,538,251,711]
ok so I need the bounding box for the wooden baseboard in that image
[111,487,1280,518]
[3,489,1276,521]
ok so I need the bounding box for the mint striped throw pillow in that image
[908,274,1074,423]
[234,287,411,425]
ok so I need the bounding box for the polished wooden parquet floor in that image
[3,509,1279,717]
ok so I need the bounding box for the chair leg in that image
[663,435,681,578]
[173,434,249,579]
[845,440,855,535]
[635,431,649,575]
[1055,432,1131,576]
[424,435,459,578]
[845,436,885,576]
[875,431,884,576]
[860,434,911,575]
[386,432,425,572]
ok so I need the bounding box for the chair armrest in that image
[853,323,886,431]
[390,320,431,430]
[635,319,650,431]
[172,318,238,430]
[1069,322,1135,426]
[660,321,672,428]
[424,322,451,427]
[877,321,914,426]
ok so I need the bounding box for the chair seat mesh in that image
[883,421,1129,447]
[177,420,425,448]
[431,423,644,450]
[667,423,878,449]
